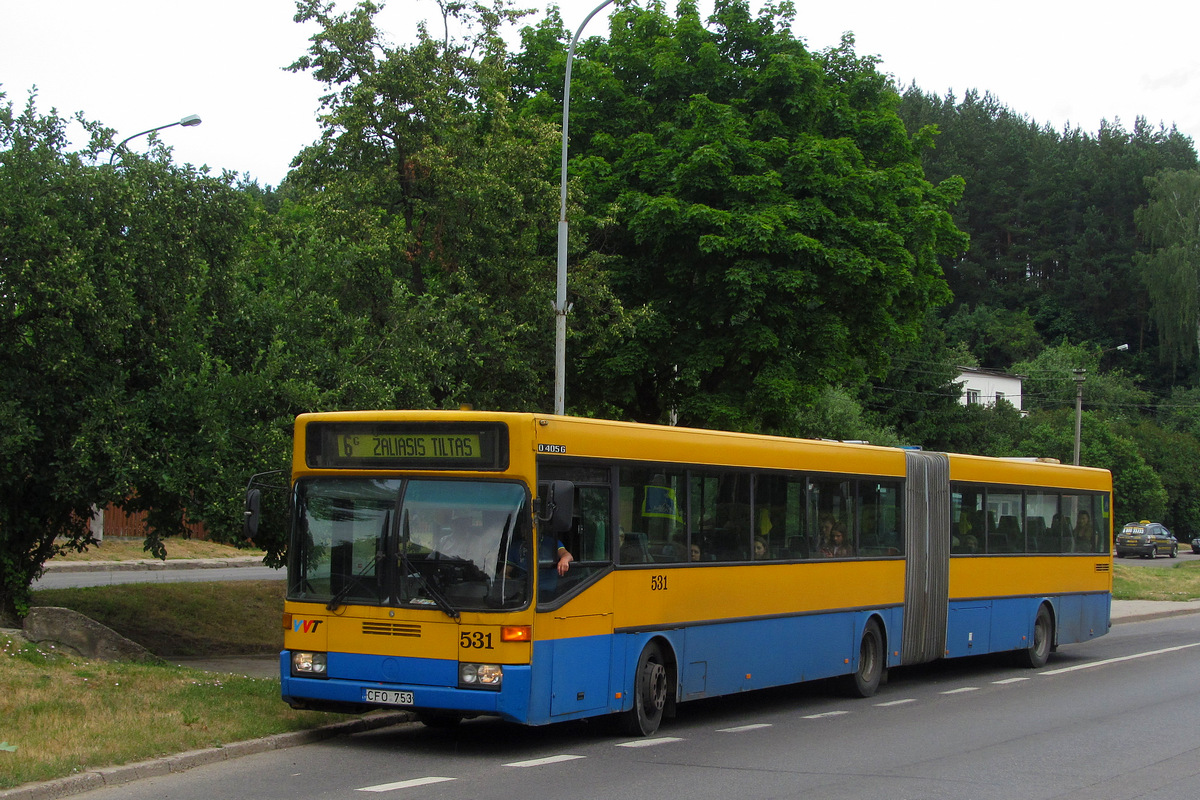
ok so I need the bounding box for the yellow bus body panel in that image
[950,556,1112,600]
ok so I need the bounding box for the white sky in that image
[3,0,1197,188]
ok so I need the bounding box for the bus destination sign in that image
[306,421,508,471]
[338,433,480,460]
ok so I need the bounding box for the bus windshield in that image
[289,478,532,612]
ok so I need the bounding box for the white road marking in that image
[717,723,773,732]
[874,698,917,707]
[940,687,979,695]
[992,677,1030,685]
[616,737,684,748]
[503,755,586,767]
[803,710,850,719]
[358,777,455,792]
[1040,641,1200,675]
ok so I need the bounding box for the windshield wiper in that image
[326,554,378,612]
[327,509,389,612]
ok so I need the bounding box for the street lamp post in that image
[1072,343,1129,466]
[554,0,616,416]
[109,114,202,165]
[1072,369,1086,466]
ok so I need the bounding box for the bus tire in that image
[840,619,884,698]
[1015,604,1054,669]
[622,642,668,736]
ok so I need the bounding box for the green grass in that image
[32,580,285,657]
[0,633,342,790]
[48,537,265,563]
[0,572,346,791]
[1112,561,1200,601]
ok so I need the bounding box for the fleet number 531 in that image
[460,631,494,650]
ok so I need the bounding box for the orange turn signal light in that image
[282,612,293,631]
[501,625,532,642]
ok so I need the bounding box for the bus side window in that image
[621,466,686,562]
[574,486,612,562]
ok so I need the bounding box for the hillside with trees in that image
[2,0,1198,623]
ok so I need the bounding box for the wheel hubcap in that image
[645,661,666,711]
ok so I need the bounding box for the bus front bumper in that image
[279,652,532,722]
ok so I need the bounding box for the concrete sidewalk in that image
[1110,598,1200,623]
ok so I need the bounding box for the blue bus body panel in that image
[944,592,1109,659]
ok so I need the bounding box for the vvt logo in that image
[293,619,323,633]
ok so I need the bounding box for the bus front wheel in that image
[622,642,668,736]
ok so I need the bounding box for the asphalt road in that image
[57,613,1200,800]
[1116,547,1200,567]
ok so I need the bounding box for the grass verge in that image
[1113,561,1200,601]
[48,537,265,563]
[0,634,342,790]
[32,581,285,657]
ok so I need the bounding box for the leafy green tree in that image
[916,401,1027,457]
[792,386,901,446]
[1017,411,1166,526]
[1116,420,1200,540]
[862,311,976,447]
[1137,168,1200,371]
[0,93,251,623]
[284,0,567,413]
[942,304,1043,367]
[900,89,1198,365]
[1013,341,1149,416]
[515,0,967,432]
[1156,385,1200,441]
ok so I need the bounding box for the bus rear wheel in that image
[1015,604,1054,668]
[840,619,884,698]
[622,642,668,736]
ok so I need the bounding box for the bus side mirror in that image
[243,488,262,540]
[538,480,575,535]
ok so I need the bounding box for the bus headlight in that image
[291,651,328,677]
[459,662,503,690]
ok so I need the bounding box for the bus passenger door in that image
[902,451,950,665]
[534,476,617,718]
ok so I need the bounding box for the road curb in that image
[0,712,414,800]
[1111,606,1200,624]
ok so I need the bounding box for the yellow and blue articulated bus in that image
[265,410,1112,735]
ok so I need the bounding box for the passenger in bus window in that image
[822,522,853,557]
[1071,511,1095,552]
[753,536,768,559]
[690,542,702,562]
[818,514,836,544]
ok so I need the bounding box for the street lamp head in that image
[1116,343,1130,351]
[110,113,203,165]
